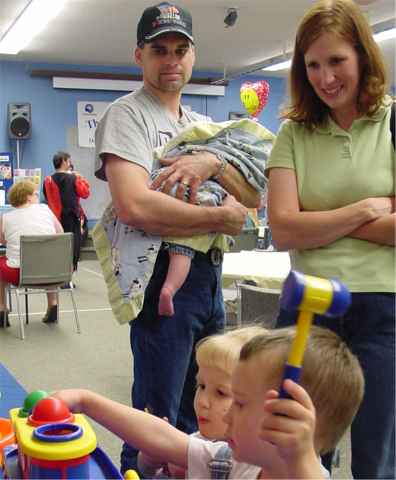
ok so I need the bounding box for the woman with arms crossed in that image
[266,1,394,479]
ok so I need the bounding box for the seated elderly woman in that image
[0,180,63,328]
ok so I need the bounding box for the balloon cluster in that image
[240,80,270,119]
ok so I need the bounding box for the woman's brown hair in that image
[284,0,388,128]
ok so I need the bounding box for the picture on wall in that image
[0,153,14,206]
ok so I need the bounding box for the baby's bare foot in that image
[159,286,175,316]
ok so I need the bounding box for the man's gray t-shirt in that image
[95,86,207,180]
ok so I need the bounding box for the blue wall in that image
[0,61,145,178]
[203,75,286,134]
[0,60,287,217]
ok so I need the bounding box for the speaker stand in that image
[16,139,21,169]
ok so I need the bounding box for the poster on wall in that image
[77,101,109,148]
[0,152,14,206]
[14,168,42,195]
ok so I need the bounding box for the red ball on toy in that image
[28,396,74,426]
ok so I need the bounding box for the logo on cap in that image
[137,2,194,45]
[153,5,184,29]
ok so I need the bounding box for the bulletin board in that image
[13,168,42,188]
[0,152,14,206]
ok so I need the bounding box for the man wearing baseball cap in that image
[137,2,194,44]
[94,3,257,474]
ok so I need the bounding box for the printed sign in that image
[77,101,109,148]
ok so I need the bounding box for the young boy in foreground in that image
[138,325,265,477]
[54,326,364,478]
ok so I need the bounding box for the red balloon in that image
[240,80,270,118]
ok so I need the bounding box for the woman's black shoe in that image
[0,311,10,328]
[42,305,58,324]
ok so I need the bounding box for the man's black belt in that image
[195,247,223,266]
[208,247,223,266]
[160,244,223,267]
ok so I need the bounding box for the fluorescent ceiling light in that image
[0,0,66,55]
[262,23,395,72]
[373,27,396,43]
[263,59,292,72]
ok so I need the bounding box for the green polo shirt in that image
[267,98,395,292]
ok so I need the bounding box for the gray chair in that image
[236,282,280,328]
[8,233,80,340]
[229,228,258,252]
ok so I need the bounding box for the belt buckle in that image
[210,248,223,266]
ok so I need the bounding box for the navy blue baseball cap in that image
[137,3,194,45]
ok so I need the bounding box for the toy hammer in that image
[278,270,351,398]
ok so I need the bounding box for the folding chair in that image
[236,282,280,328]
[9,233,80,340]
[229,228,258,252]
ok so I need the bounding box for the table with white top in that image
[222,250,291,291]
[222,250,291,326]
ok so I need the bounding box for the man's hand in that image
[220,195,248,235]
[150,152,219,204]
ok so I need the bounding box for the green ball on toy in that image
[18,390,49,418]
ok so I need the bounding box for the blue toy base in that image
[1,445,122,479]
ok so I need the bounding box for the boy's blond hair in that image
[196,326,266,376]
[7,180,36,207]
[240,325,364,453]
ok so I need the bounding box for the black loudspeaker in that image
[8,103,31,139]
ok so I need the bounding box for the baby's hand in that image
[260,380,317,470]
[52,389,87,413]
